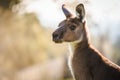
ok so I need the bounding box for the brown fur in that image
[72,36,120,80]
[52,3,120,80]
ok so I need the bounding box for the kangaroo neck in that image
[76,26,90,50]
[69,27,89,54]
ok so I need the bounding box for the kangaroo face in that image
[52,4,85,43]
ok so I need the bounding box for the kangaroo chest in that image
[68,43,92,80]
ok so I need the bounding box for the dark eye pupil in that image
[70,25,76,30]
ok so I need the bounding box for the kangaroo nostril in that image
[53,33,59,39]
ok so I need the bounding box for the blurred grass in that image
[1,10,67,64]
[0,8,69,80]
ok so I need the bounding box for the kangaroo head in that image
[52,4,86,43]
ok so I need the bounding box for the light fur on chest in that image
[68,35,83,79]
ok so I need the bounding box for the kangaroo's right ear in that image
[62,4,73,18]
[76,4,85,22]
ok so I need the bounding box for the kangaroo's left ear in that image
[76,4,85,22]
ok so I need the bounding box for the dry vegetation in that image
[0,8,70,80]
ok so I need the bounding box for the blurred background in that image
[0,0,120,80]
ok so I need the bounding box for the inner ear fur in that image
[76,4,85,21]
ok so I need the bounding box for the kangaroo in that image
[52,3,120,80]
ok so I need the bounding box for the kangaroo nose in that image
[52,32,62,43]
[53,33,59,39]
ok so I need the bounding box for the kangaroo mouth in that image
[55,41,62,43]
[53,38,63,43]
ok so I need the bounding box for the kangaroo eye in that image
[69,25,76,30]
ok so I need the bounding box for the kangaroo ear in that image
[76,4,85,21]
[62,4,73,18]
